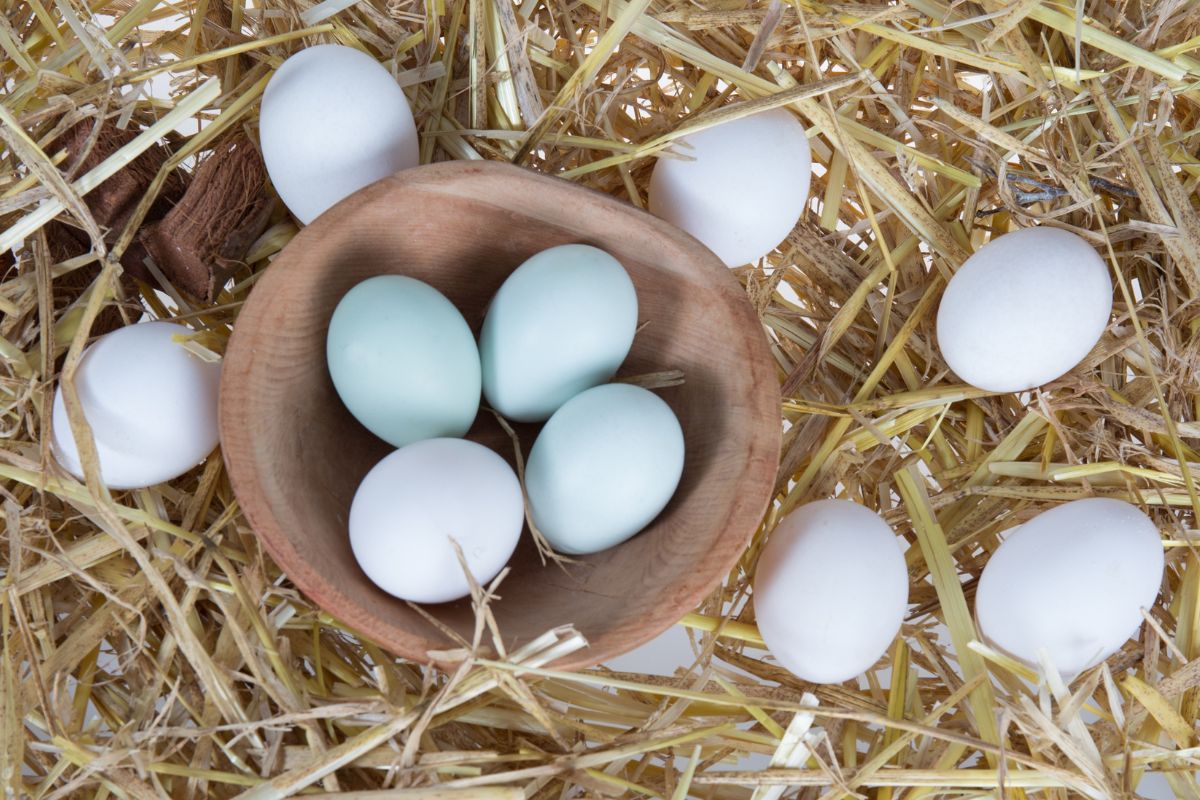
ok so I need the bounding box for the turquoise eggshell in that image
[326,275,481,447]
[480,244,637,423]
[524,383,684,555]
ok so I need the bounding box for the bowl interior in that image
[220,161,780,669]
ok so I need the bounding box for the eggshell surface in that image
[260,44,419,224]
[975,497,1163,677]
[936,226,1112,392]
[524,384,684,555]
[349,439,523,603]
[326,275,480,448]
[753,500,908,684]
[52,321,221,489]
[480,244,637,422]
[648,108,811,266]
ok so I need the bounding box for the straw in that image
[4,0,1200,797]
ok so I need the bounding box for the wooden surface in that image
[220,161,780,670]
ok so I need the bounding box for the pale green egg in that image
[326,275,481,447]
[480,244,637,423]
[524,383,684,554]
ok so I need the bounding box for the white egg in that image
[975,497,1163,677]
[524,384,684,555]
[753,500,908,684]
[480,244,637,422]
[936,227,1112,392]
[648,108,811,267]
[260,44,419,224]
[349,438,523,603]
[52,321,221,490]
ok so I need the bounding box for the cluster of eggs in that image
[329,244,684,603]
[50,42,1161,686]
[751,211,1159,684]
[256,46,1115,396]
[258,45,815,266]
[756,496,1163,683]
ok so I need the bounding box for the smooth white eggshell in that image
[524,384,684,555]
[260,44,419,224]
[648,108,811,267]
[52,321,221,490]
[753,500,908,684]
[349,438,523,603]
[480,244,638,422]
[936,226,1112,392]
[975,497,1163,677]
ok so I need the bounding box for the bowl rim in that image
[219,160,782,670]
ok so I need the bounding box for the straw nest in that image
[3,0,1200,797]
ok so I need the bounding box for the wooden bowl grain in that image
[220,161,780,670]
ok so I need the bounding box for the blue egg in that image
[327,276,480,447]
[524,383,684,554]
[480,244,637,423]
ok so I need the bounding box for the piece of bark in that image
[140,134,273,302]
[55,117,187,226]
[0,224,131,337]
[47,222,136,336]
[52,117,188,280]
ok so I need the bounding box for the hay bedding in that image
[3,0,1200,797]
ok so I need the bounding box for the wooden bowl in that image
[220,161,780,670]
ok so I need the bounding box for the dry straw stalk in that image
[4,0,1200,797]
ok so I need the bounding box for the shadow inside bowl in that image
[221,162,779,668]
